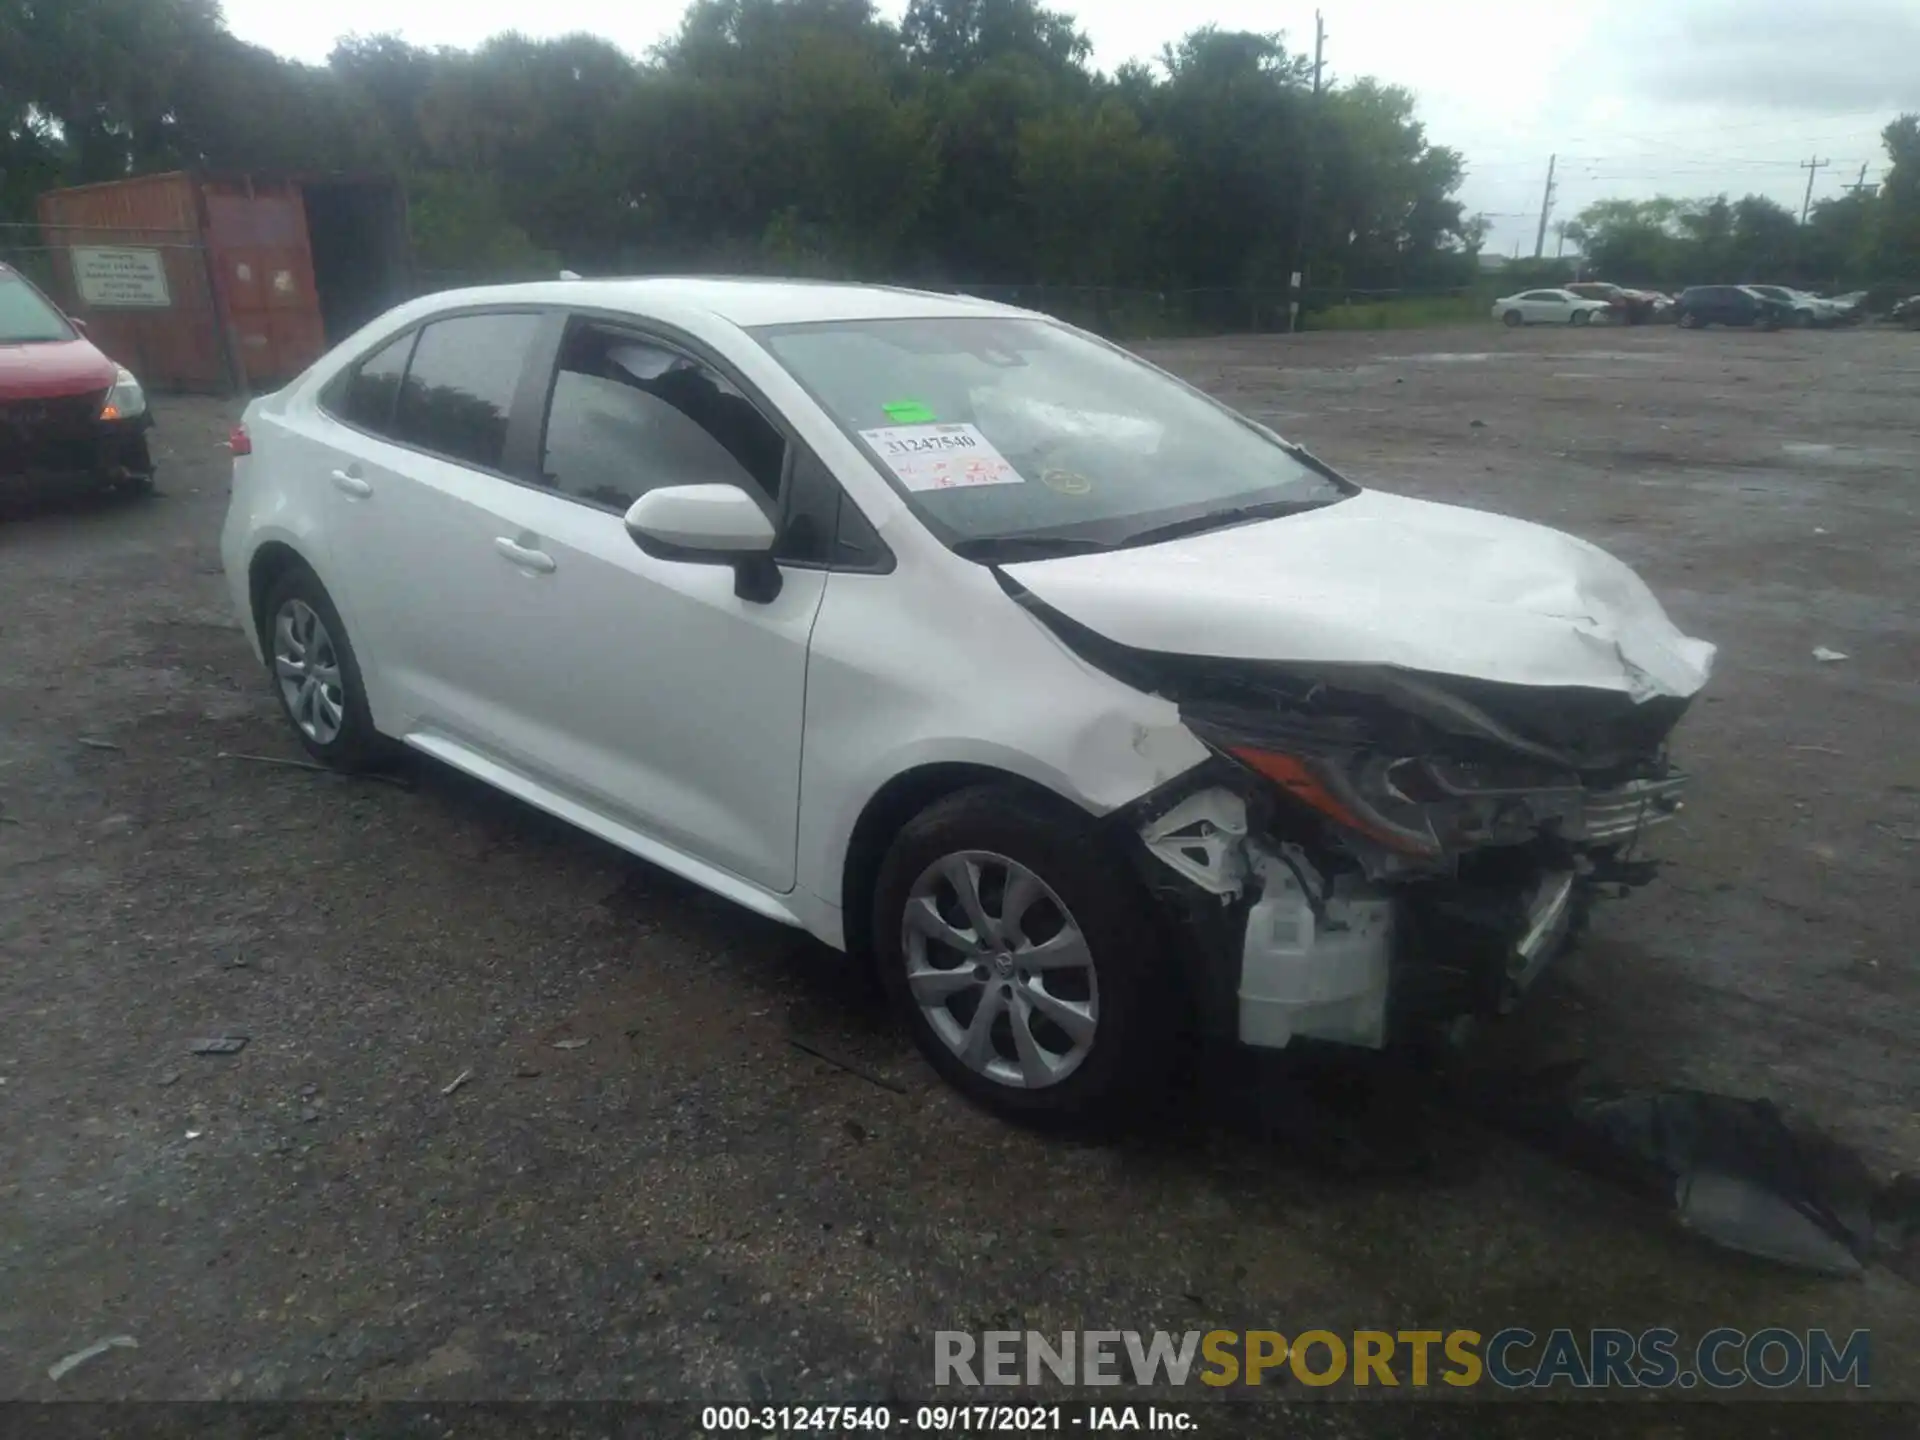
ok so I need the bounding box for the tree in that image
[902,0,1090,79]
[1728,195,1797,280]
[0,0,1495,323]
[1870,113,1920,280]
[1017,98,1171,288]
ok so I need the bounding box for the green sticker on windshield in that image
[883,400,936,423]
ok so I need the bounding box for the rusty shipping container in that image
[36,172,409,393]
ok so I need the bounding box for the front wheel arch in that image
[840,762,1090,967]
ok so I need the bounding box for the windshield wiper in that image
[951,535,1115,562]
[1112,496,1337,550]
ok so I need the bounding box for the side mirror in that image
[624,483,782,602]
[68,315,89,333]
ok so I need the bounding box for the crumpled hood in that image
[1001,490,1715,700]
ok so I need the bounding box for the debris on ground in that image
[188,1035,248,1056]
[1463,1066,1912,1277]
[550,1038,589,1051]
[788,1036,908,1096]
[75,737,122,752]
[1813,646,1850,662]
[216,751,413,790]
[440,1068,474,1096]
[47,1335,139,1382]
[157,1070,182,1088]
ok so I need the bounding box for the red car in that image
[1565,281,1662,324]
[1,262,154,497]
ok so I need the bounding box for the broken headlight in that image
[1227,745,1585,856]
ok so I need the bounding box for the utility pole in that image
[1844,162,1873,195]
[1286,11,1326,334]
[1799,155,1830,224]
[1532,153,1557,260]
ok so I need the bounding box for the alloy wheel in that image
[272,598,346,745]
[901,850,1099,1089]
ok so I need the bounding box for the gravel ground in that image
[1,321,1916,1427]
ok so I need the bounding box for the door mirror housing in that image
[623,483,782,602]
[67,315,89,334]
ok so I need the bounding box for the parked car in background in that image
[220,277,1712,1125]
[1672,286,1793,330]
[1491,289,1613,327]
[1890,295,1920,329]
[1566,282,1661,324]
[0,261,154,498]
[1743,285,1851,327]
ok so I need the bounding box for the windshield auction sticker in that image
[858,423,1025,491]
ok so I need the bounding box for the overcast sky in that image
[219,0,1918,258]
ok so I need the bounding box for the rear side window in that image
[393,313,540,471]
[333,330,415,436]
[538,323,786,512]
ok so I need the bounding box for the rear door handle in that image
[330,469,372,498]
[494,537,557,574]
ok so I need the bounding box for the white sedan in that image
[222,278,1711,1125]
[1492,289,1613,326]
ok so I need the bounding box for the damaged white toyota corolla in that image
[221,278,1713,1125]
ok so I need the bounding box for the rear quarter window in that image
[327,330,416,436]
[392,313,541,471]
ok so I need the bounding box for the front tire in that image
[260,564,384,770]
[872,784,1173,1128]
[1678,311,1702,329]
[1571,309,1592,326]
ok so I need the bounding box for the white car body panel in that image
[1002,489,1715,700]
[791,557,1211,942]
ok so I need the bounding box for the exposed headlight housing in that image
[1228,744,1587,857]
[100,365,147,421]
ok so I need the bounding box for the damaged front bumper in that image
[1133,770,1685,1053]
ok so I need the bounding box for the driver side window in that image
[538,322,786,513]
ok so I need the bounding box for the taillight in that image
[228,424,252,457]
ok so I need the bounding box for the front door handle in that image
[494,536,557,574]
[330,469,372,498]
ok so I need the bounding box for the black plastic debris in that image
[1464,1066,1904,1277]
[188,1035,248,1056]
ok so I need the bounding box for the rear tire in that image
[872,784,1174,1129]
[1502,310,1523,328]
[260,563,385,771]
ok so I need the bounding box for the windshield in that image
[0,273,76,344]
[751,316,1349,555]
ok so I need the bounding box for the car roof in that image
[404,275,1027,327]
